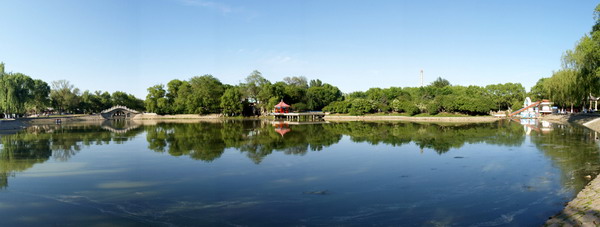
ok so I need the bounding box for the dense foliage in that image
[1,61,525,117]
[145,71,344,116]
[530,4,600,111]
[145,70,524,116]
[0,63,144,117]
[0,63,50,117]
[323,83,524,116]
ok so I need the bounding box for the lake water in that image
[0,120,599,226]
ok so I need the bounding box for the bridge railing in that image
[101,105,140,114]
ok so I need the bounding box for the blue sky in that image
[0,0,597,98]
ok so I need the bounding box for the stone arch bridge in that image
[100,105,140,119]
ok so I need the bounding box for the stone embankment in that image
[546,177,600,226]
[545,113,600,226]
[324,115,500,123]
[0,119,28,134]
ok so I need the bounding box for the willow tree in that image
[560,4,600,107]
[545,69,579,112]
[0,73,35,117]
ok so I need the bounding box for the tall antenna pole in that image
[420,69,424,87]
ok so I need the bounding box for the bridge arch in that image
[100,106,140,120]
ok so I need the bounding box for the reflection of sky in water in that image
[0,121,598,226]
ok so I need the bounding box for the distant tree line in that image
[323,79,525,115]
[145,70,344,116]
[146,71,525,116]
[530,4,600,111]
[0,63,144,117]
[1,62,527,118]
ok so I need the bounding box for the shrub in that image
[349,99,374,115]
[323,100,351,113]
[391,99,420,116]
[426,99,442,115]
[292,102,308,112]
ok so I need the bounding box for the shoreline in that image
[0,112,541,133]
[323,115,500,123]
[545,113,600,226]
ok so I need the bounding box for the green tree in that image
[349,98,374,115]
[391,99,420,115]
[221,87,243,116]
[560,4,600,108]
[545,69,580,112]
[306,83,343,110]
[98,91,112,111]
[485,83,525,111]
[242,71,274,115]
[242,70,270,102]
[111,91,144,111]
[146,85,169,114]
[169,80,190,114]
[431,77,451,88]
[529,78,549,101]
[283,76,308,88]
[26,79,50,114]
[50,80,80,113]
[426,98,442,115]
[79,90,98,114]
[323,100,351,113]
[0,73,34,116]
[309,79,323,87]
[164,79,183,113]
[186,75,224,114]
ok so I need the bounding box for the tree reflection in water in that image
[144,120,527,163]
[0,123,143,188]
[1,120,600,192]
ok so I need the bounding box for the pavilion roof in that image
[275,128,291,136]
[275,101,290,108]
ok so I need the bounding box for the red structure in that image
[273,122,291,136]
[274,100,291,113]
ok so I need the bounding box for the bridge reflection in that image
[100,120,141,134]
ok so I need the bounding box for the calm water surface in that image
[1,120,599,226]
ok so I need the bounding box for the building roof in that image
[275,100,290,108]
[275,128,291,136]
